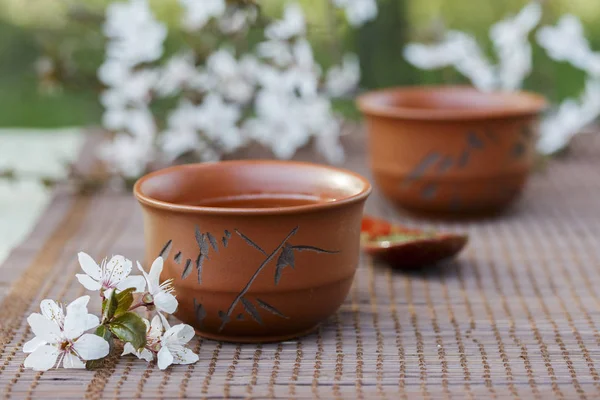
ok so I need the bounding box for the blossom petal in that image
[154,292,177,314]
[163,323,195,346]
[122,343,155,362]
[104,255,133,287]
[139,349,155,362]
[66,295,91,314]
[64,296,98,340]
[24,345,60,371]
[136,261,152,292]
[161,324,185,346]
[84,314,101,332]
[78,252,102,280]
[157,312,172,332]
[27,313,62,344]
[168,344,199,365]
[148,257,164,291]
[40,300,64,327]
[157,346,174,370]
[175,324,195,344]
[73,334,110,361]
[116,275,146,293]
[76,274,102,291]
[121,343,138,357]
[62,352,86,369]
[23,337,47,353]
[149,315,166,341]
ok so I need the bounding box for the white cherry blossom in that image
[219,6,258,34]
[195,93,245,152]
[155,53,199,96]
[205,49,257,103]
[265,3,305,40]
[179,0,226,31]
[104,0,166,66]
[490,2,541,90]
[122,315,198,369]
[76,252,146,294]
[404,31,497,91]
[536,15,600,154]
[121,317,156,362]
[23,296,109,371]
[404,2,541,92]
[137,257,177,316]
[256,40,294,67]
[156,318,198,370]
[333,0,378,27]
[537,79,600,155]
[97,133,154,179]
[326,53,361,97]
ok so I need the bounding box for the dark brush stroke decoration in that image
[219,226,306,332]
[257,298,289,319]
[158,240,173,259]
[193,298,206,327]
[236,313,244,321]
[196,252,206,284]
[218,310,230,325]
[458,150,470,168]
[290,245,338,254]
[511,142,526,159]
[181,259,193,279]
[195,226,209,256]
[421,183,438,200]
[275,244,295,285]
[436,157,453,173]
[174,251,182,264]
[235,229,266,255]
[402,152,441,186]
[194,226,212,284]
[241,297,263,325]
[467,132,484,149]
[222,230,231,247]
[207,232,219,252]
[485,130,498,143]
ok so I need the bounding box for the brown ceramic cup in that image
[134,160,371,343]
[357,86,547,216]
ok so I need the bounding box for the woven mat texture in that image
[1,131,600,399]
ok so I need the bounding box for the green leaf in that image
[109,312,147,350]
[85,325,113,370]
[114,288,135,317]
[102,290,118,323]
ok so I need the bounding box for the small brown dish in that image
[357,86,547,216]
[361,216,468,268]
[134,160,371,343]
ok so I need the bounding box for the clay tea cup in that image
[134,160,372,343]
[357,86,547,216]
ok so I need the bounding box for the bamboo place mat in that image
[2,130,600,399]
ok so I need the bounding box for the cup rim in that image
[134,160,372,215]
[356,85,548,121]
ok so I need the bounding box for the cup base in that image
[194,324,321,343]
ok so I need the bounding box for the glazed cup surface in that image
[134,160,371,342]
[357,86,547,216]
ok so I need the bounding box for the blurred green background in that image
[0,0,598,127]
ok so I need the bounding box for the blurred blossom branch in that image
[403,2,600,156]
[404,2,541,92]
[535,16,600,155]
[30,0,377,187]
